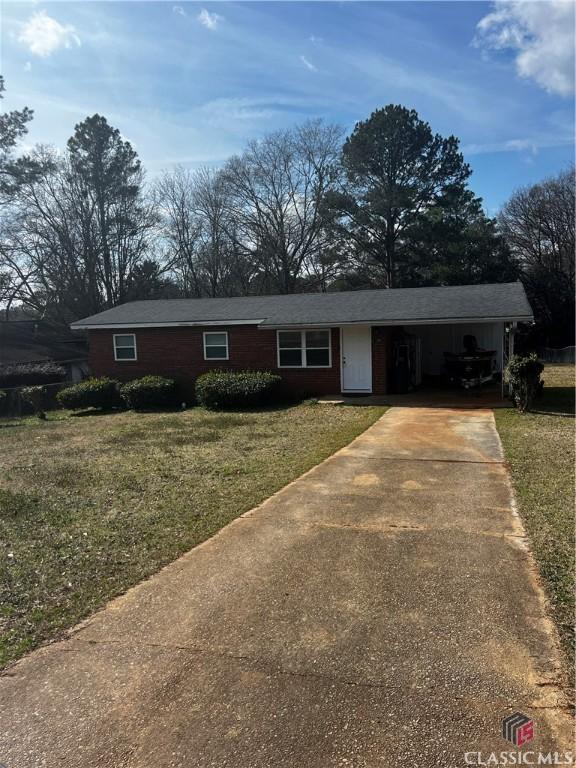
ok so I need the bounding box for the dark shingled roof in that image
[0,320,87,365]
[71,282,533,329]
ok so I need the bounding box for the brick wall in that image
[88,325,343,398]
[372,326,390,395]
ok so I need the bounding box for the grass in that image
[0,402,385,668]
[495,364,575,661]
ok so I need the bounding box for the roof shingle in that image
[71,282,533,329]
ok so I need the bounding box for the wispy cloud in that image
[197,8,223,31]
[18,10,81,57]
[464,136,542,165]
[24,61,32,72]
[3,0,571,213]
[505,138,538,155]
[198,96,278,127]
[462,135,571,157]
[474,1,575,97]
[300,55,317,73]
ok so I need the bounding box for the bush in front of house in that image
[120,376,177,410]
[21,385,47,419]
[0,362,66,388]
[505,353,544,412]
[195,370,282,410]
[56,377,122,411]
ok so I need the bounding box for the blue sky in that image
[2,1,574,213]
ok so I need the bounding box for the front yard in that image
[0,402,385,667]
[2,365,573,673]
[495,364,575,660]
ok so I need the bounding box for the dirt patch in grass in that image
[0,402,385,667]
[495,364,574,662]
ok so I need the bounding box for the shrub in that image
[120,376,176,410]
[0,362,66,388]
[195,370,282,410]
[21,386,47,419]
[56,377,122,411]
[505,353,544,412]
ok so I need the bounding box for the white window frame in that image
[203,331,229,361]
[277,329,332,369]
[113,333,137,361]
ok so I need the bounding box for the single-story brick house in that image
[71,282,533,398]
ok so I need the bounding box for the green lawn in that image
[0,402,385,667]
[495,364,575,660]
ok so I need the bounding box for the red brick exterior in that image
[88,324,391,399]
[88,325,344,399]
[372,326,391,395]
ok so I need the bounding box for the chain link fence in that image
[538,347,575,365]
[0,381,69,418]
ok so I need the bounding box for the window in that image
[277,330,331,368]
[204,331,229,360]
[113,334,137,361]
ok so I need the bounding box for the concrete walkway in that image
[0,408,572,767]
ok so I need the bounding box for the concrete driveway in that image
[0,407,572,767]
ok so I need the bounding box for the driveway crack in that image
[69,637,407,692]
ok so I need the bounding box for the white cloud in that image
[505,138,538,155]
[461,135,570,156]
[300,55,317,72]
[173,6,186,17]
[197,8,223,31]
[18,10,81,57]
[475,1,575,97]
[24,61,32,72]
[198,97,276,127]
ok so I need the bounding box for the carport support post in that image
[502,322,516,398]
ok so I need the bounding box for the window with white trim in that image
[277,330,331,368]
[113,334,137,361]
[203,331,229,360]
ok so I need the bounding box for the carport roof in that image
[71,282,533,329]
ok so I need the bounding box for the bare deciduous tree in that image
[154,166,202,297]
[223,120,343,294]
[499,168,575,345]
[499,168,575,289]
[1,116,158,322]
[155,165,254,297]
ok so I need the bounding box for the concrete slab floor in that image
[0,407,572,768]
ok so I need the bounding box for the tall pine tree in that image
[326,105,473,287]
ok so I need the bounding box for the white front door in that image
[341,326,372,392]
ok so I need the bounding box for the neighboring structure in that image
[0,320,89,382]
[71,283,533,397]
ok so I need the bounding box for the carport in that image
[386,319,517,398]
[336,283,532,399]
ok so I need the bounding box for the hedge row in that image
[0,362,66,388]
[55,370,282,412]
[56,376,176,411]
[56,377,122,410]
[195,370,282,410]
[120,376,177,410]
